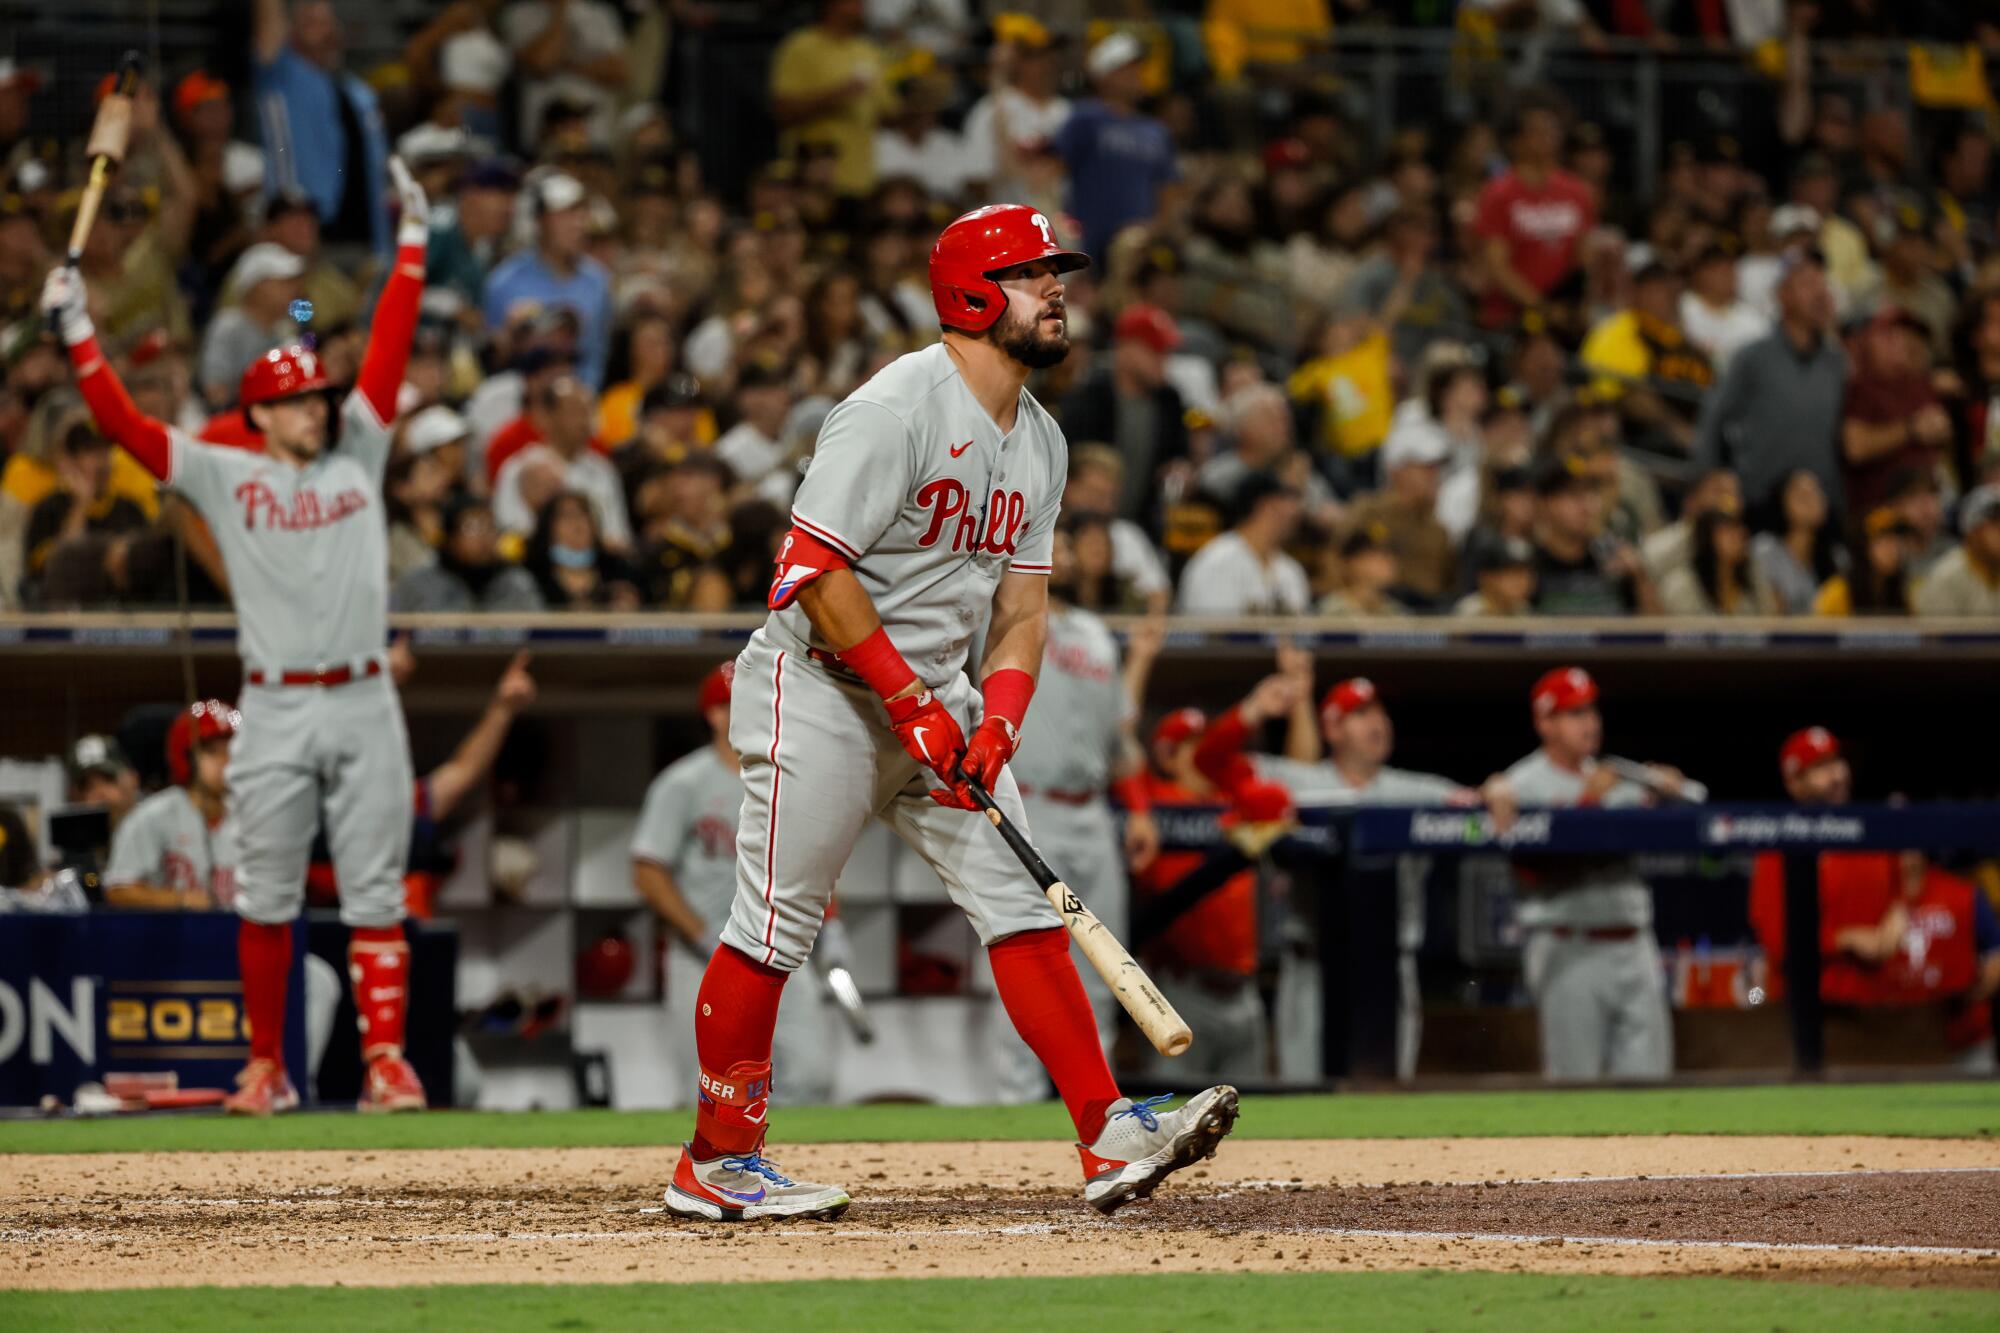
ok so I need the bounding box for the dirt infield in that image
[5,1136,1997,1292]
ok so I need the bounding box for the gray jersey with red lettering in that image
[1011,604,1127,794]
[630,745,744,927]
[104,787,239,905]
[1503,749,1655,928]
[165,392,394,671]
[1257,758,1465,808]
[769,342,1064,685]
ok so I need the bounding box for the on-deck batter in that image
[104,699,242,911]
[44,156,435,1116]
[664,205,1238,1223]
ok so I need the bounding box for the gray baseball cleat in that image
[664,1144,852,1221]
[1077,1086,1240,1215]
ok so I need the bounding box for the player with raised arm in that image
[43,157,434,1115]
[663,205,1238,1223]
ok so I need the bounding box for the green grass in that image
[2,1081,1995,1154]
[5,1273,1997,1332]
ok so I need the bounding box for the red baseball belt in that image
[1016,784,1095,806]
[1548,925,1642,942]
[247,659,383,688]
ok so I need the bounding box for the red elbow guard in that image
[769,526,849,609]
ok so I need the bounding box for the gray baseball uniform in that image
[1259,758,1466,1083]
[1503,750,1677,1081]
[164,396,413,929]
[104,787,241,907]
[993,603,1128,1100]
[723,342,1065,973]
[632,745,832,1104]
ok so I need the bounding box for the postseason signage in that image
[1349,803,2000,856]
[0,912,305,1107]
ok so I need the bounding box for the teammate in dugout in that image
[631,662,837,1107]
[103,699,242,911]
[664,204,1238,1222]
[991,521,1164,1101]
[1194,664,1515,1082]
[1506,666,1705,1082]
[42,156,435,1115]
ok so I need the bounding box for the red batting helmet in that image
[1320,677,1380,724]
[1780,726,1840,779]
[930,204,1089,333]
[698,661,734,712]
[1531,666,1599,719]
[166,698,241,786]
[239,345,330,408]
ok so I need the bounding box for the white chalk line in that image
[1224,1165,2000,1191]
[1286,1226,2000,1260]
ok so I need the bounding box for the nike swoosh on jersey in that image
[949,439,974,457]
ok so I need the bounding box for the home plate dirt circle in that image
[6,1138,1998,1291]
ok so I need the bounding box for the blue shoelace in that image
[1111,1094,1173,1132]
[722,1154,795,1186]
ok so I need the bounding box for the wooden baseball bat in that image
[64,52,145,265]
[961,777,1193,1058]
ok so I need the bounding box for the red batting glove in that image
[958,716,1020,792]
[885,689,967,791]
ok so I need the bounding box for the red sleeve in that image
[70,336,171,480]
[1472,177,1510,241]
[769,524,848,609]
[353,241,426,423]
[1748,853,1786,972]
[1192,705,1257,794]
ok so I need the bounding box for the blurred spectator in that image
[495,374,631,550]
[1198,383,1335,521]
[1657,503,1776,616]
[1580,262,1712,459]
[802,268,871,397]
[502,0,627,150]
[1055,509,1155,614]
[1053,32,1178,261]
[1060,304,1188,528]
[614,374,707,501]
[874,74,968,204]
[1406,362,1493,546]
[1887,466,1952,576]
[524,488,639,610]
[769,0,892,198]
[632,455,736,608]
[1286,181,1371,315]
[1914,485,2000,616]
[68,734,140,827]
[962,18,1070,201]
[1697,254,1845,514]
[1474,93,1596,329]
[426,158,522,312]
[402,406,474,499]
[0,194,52,328]
[199,243,303,408]
[240,188,362,332]
[75,183,192,347]
[714,361,800,507]
[483,173,614,387]
[392,497,543,612]
[1341,206,1467,374]
[1062,446,1172,613]
[854,217,935,352]
[1642,468,1741,586]
[598,313,678,447]
[1177,473,1310,615]
[1680,245,1769,372]
[0,58,40,169]
[1840,307,1953,522]
[252,0,390,254]
[19,423,148,604]
[1181,176,1290,352]
[384,440,456,585]
[1287,298,1393,479]
[1345,407,1457,606]
[474,316,581,471]
[402,0,512,146]
[173,71,266,283]
[1752,468,1847,615]
[1872,207,1953,356]
[1454,535,1537,617]
[1,392,159,609]
[1949,288,2000,486]
[1813,505,1916,615]
[1318,522,1410,617]
[1531,457,1659,615]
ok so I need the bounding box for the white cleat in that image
[663,1144,852,1221]
[1078,1086,1240,1215]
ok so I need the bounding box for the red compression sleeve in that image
[70,336,171,480]
[840,624,919,701]
[989,927,1122,1143]
[980,667,1034,730]
[1110,771,1152,814]
[353,241,426,423]
[1192,705,1256,793]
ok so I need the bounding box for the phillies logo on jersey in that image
[234,479,370,532]
[914,478,1026,555]
[694,814,733,859]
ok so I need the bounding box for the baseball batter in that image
[44,157,434,1115]
[991,523,1163,1101]
[1506,666,1701,1081]
[103,699,242,911]
[664,205,1237,1223]
[631,662,834,1106]
[1197,668,1515,1082]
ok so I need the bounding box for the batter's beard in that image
[987,306,1070,370]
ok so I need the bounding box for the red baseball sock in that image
[348,924,411,1062]
[237,919,292,1068]
[690,944,788,1158]
[989,927,1122,1143]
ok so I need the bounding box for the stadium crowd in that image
[2,1,2000,620]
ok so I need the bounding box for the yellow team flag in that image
[1908,44,1996,110]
